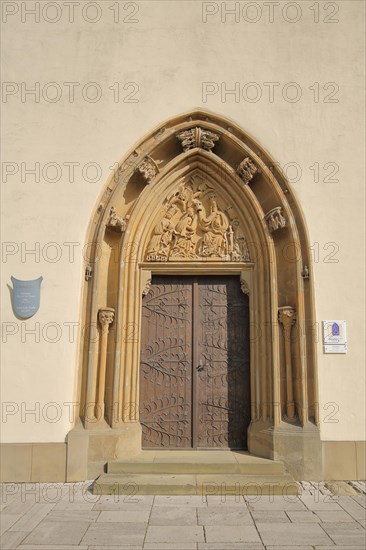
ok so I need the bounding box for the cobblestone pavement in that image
[1,481,365,550]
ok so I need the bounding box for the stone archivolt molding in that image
[265,206,287,233]
[176,127,220,152]
[145,178,251,262]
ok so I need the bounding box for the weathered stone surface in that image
[256,522,332,546]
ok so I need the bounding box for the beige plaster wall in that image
[1,1,365,443]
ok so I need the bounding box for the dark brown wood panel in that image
[140,277,193,448]
[140,275,250,449]
[196,276,250,449]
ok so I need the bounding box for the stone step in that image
[93,473,299,496]
[107,460,285,475]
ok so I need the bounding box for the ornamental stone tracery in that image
[145,178,251,262]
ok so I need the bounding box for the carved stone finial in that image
[106,207,130,233]
[278,306,296,330]
[265,207,287,233]
[176,127,220,152]
[98,307,115,330]
[137,156,160,184]
[236,157,257,184]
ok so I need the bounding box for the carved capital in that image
[176,127,220,152]
[137,156,160,184]
[98,308,115,331]
[265,207,287,233]
[236,157,257,184]
[106,207,130,233]
[278,306,296,332]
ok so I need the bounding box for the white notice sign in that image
[323,320,347,354]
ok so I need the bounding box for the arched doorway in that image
[69,110,322,480]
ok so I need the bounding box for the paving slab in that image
[286,510,321,523]
[97,510,150,523]
[42,509,100,522]
[198,544,264,550]
[320,521,366,546]
[145,525,205,543]
[338,496,366,520]
[154,495,207,507]
[205,524,261,543]
[266,547,313,550]
[21,521,90,545]
[245,496,306,510]
[144,544,197,550]
[197,506,253,525]
[251,510,290,523]
[0,513,22,534]
[149,505,197,525]
[299,494,342,511]
[0,530,28,549]
[9,503,55,531]
[256,522,333,546]
[315,509,355,522]
[18,546,89,550]
[93,494,154,511]
[206,495,246,506]
[81,522,146,546]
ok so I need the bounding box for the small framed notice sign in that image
[323,320,347,354]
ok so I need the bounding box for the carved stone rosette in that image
[265,207,287,233]
[278,306,296,420]
[137,156,160,184]
[236,157,257,185]
[106,207,130,233]
[96,307,115,419]
[176,127,220,152]
[145,179,251,263]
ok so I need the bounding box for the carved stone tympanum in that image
[176,127,220,152]
[265,207,287,233]
[145,178,251,262]
[236,157,257,184]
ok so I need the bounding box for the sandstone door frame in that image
[73,109,321,479]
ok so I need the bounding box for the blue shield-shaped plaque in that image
[11,276,43,318]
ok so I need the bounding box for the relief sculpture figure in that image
[145,179,251,263]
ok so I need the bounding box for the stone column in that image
[278,306,296,420]
[96,307,115,419]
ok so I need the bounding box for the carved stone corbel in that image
[265,207,287,233]
[96,307,115,419]
[106,207,130,233]
[240,273,250,296]
[278,306,296,420]
[236,157,257,185]
[141,270,152,297]
[176,127,220,152]
[137,156,160,184]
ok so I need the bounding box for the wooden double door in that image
[140,275,250,449]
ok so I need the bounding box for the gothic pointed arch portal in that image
[74,110,322,479]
